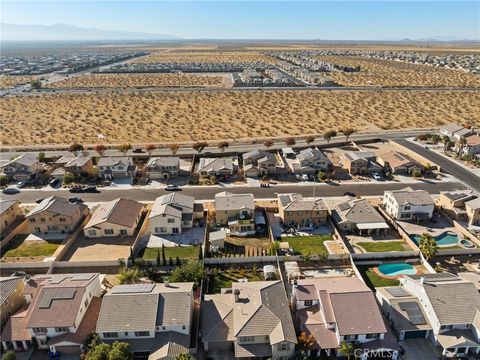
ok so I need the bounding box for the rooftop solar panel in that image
[385,287,410,298]
[111,284,155,294]
[399,301,427,325]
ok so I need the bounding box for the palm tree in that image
[323,130,337,143]
[419,233,438,260]
[192,142,208,153]
[457,137,467,156]
[340,341,355,360]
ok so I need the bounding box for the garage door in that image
[56,345,81,354]
[403,330,428,339]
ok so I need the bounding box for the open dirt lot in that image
[129,51,278,64]
[61,235,134,261]
[46,73,231,89]
[0,75,39,89]
[316,55,480,88]
[1,90,479,145]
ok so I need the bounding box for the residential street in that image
[0,181,466,203]
[393,139,480,192]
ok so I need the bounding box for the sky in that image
[1,1,479,40]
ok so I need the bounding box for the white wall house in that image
[383,188,435,221]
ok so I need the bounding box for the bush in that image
[117,267,143,285]
[2,351,16,360]
[63,172,75,184]
[169,261,204,288]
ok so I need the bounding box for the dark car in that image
[68,197,84,204]
[69,187,84,193]
[165,185,180,191]
[2,187,20,194]
[83,186,99,193]
[35,198,45,204]
[132,148,144,153]
[343,191,356,197]
[49,178,60,187]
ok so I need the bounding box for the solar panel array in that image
[111,284,155,294]
[39,288,77,308]
[409,272,457,282]
[385,287,410,298]
[399,301,427,325]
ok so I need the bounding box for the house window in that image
[59,217,66,222]
[239,336,255,343]
[104,229,114,235]
[304,300,312,306]
[134,331,150,337]
[344,335,358,341]
[400,213,411,219]
[29,218,35,223]
[155,227,167,233]
[278,343,290,351]
[85,299,89,307]
[88,230,96,236]
[172,228,179,234]
[366,333,380,339]
[33,327,47,334]
[404,206,411,210]
[55,327,68,333]
[167,218,175,223]
[103,332,118,338]
[40,218,46,222]
[119,229,128,236]
[440,325,453,330]
[182,325,186,330]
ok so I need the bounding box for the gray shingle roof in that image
[0,277,23,305]
[0,200,18,215]
[215,191,254,212]
[149,193,194,219]
[85,198,143,229]
[27,196,87,218]
[2,153,38,168]
[97,157,132,167]
[388,188,435,206]
[146,157,179,168]
[198,157,234,173]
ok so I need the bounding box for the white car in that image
[302,174,309,181]
[372,172,382,181]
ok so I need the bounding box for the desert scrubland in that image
[1,90,479,146]
[0,75,39,89]
[129,51,278,64]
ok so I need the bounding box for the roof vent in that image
[234,288,241,302]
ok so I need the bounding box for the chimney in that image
[234,288,240,302]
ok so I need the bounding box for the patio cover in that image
[356,222,390,230]
[437,329,480,349]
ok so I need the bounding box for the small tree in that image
[175,354,194,360]
[0,175,8,186]
[305,136,315,145]
[2,351,16,360]
[168,144,180,155]
[411,168,422,178]
[341,128,357,142]
[263,139,274,148]
[156,250,161,267]
[85,342,111,360]
[69,142,84,155]
[145,144,156,155]
[162,243,167,266]
[323,130,337,143]
[340,340,355,360]
[169,257,174,266]
[317,171,327,181]
[284,137,296,146]
[117,143,132,155]
[297,331,315,352]
[37,152,46,162]
[198,246,203,260]
[218,141,229,152]
[117,267,143,285]
[94,144,107,157]
[175,256,181,266]
[169,261,204,288]
[63,172,75,185]
[419,233,438,261]
[30,80,42,89]
[108,341,132,360]
[434,264,443,273]
[192,142,208,153]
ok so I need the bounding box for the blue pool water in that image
[412,232,460,247]
[378,263,416,277]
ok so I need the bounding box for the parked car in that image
[295,174,302,181]
[302,174,309,181]
[2,187,20,194]
[35,198,45,204]
[69,187,84,193]
[372,172,382,181]
[17,181,27,188]
[343,191,356,197]
[132,148,144,153]
[49,178,60,187]
[83,186,99,193]
[165,185,180,191]
[68,197,84,204]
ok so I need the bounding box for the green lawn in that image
[364,268,400,288]
[284,235,333,256]
[357,241,408,253]
[142,246,200,261]
[210,268,263,293]
[1,235,60,258]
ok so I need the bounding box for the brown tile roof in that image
[1,308,31,342]
[85,198,143,229]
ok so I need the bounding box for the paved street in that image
[393,139,480,192]
[0,181,466,203]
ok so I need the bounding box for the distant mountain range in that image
[1,23,180,41]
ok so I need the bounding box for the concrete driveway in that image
[400,339,442,360]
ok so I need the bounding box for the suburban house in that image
[242,150,277,177]
[385,273,480,357]
[458,134,480,156]
[54,155,94,177]
[0,200,22,236]
[201,280,297,359]
[293,147,331,174]
[383,188,435,222]
[341,151,381,175]
[292,277,400,359]
[214,191,255,236]
[0,154,44,181]
[0,276,25,330]
[145,157,180,180]
[277,193,328,229]
[377,151,423,175]
[198,157,237,178]
[149,193,203,235]
[376,286,433,341]
[26,196,89,235]
[96,282,194,359]
[331,198,389,235]
[436,190,477,222]
[96,157,136,180]
[440,123,473,141]
[465,198,480,227]
[1,273,102,355]
[83,198,144,238]
[209,229,227,252]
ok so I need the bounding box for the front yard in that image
[1,234,60,260]
[282,234,333,256]
[142,245,200,261]
[207,267,264,293]
[356,241,410,253]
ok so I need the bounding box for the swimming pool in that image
[412,232,460,247]
[378,263,417,277]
